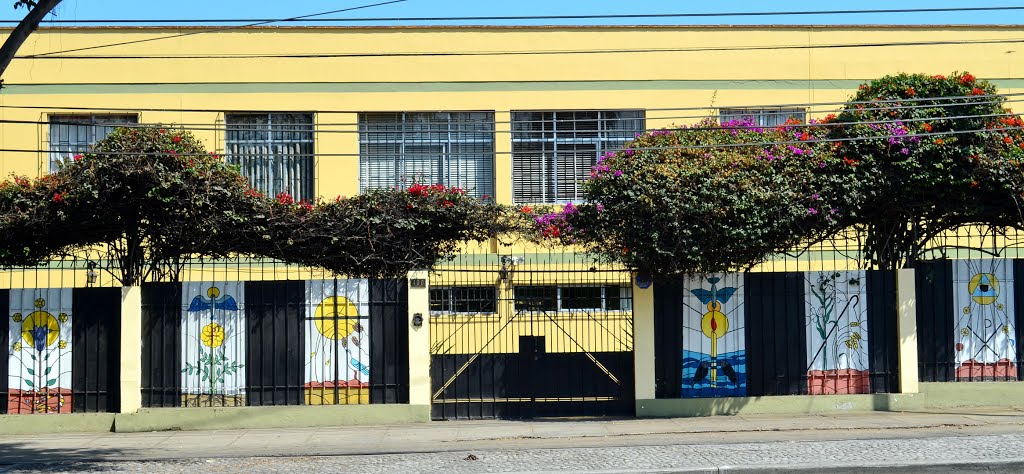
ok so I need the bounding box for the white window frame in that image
[224,112,316,202]
[47,113,139,173]
[358,112,495,198]
[511,110,645,204]
[719,107,807,127]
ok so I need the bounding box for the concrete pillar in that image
[119,286,143,413]
[633,276,656,401]
[896,268,920,394]
[407,270,431,406]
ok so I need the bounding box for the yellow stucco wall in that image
[1,25,1022,204]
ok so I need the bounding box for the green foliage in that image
[525,118,843,276]
[825,72,1024,268]
[0,127,507,280]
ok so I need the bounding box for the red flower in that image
[935,138,945,145]
[905,87,916,96]
[970,181,979,188]
[172,135,182,144]
[275,192,294,205]
[971,88,986,96]
[542,225,560,238]
[159,129,167,134]
[407,183,428,197]
[301,202,313,211]
[960,73,976,85]
[922,123,933,133]
[933,74,946,80]
[1005,136,1014,144]
[72,154,83,162]
[52,192,63,203]
[442,200,454,208]
[842,156,859,167]
[520,205,533,214]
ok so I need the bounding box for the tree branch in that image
[0,0,62,83]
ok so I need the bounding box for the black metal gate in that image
[430,252,635,419]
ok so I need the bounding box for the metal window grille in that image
[358,112,495,198]
[719,108,807,127]
[513,285,633,312]
[47,114,139,173]
[511,110,645,204]
[429,286,497,314]
[225,113,315,203]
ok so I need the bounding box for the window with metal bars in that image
[511,110,645,204]
[48,114,139,173]
[358,112,495,198]
[513,285,633,312]
[429,286,497,314]
[225,113,315,203]
[719,108,807,127]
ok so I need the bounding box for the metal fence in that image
[429,244,635,419]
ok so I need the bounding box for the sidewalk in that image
[2,409,1024,472]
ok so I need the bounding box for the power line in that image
[16,37,1024,61]
[0,90,1018,116]
[8,6,1024,25]
[20,0,408,58]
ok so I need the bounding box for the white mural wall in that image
[7,288,73,413]
[304,279,370,404]
[181,281,246,405]
[953,259,1017,380]
[680,274,746,398]
[804,270,871,394]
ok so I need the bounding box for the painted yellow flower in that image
[961,328,971,336]
[1003,325,1011,334]
[58,340,67,349]
[201,323,225,348]
[963,306,972,314]
[11,313,21,322]
[12,341,22,352]
[998,304,1006,311]
[58,313,68,323]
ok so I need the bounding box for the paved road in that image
[3,410,1024,472]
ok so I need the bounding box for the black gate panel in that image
[653,278,685,399]
[746,272,807,396]
[915,260,955,382]
[72,287,121,413]
[141,283,182,407]
[245,280,305,406]
[0,289,8,414]
[1016,260,1024,381]
[866,271,900,392]
[368,279,410,404]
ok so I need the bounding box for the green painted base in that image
[0,412,115,435]
[113,404,431,433]
[637,382,1024,417]
[637,394,926,417]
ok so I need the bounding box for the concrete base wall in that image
[0,413,116,435]
[637,382,1024,417]
[113,404,431,433]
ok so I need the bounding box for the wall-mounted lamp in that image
[412,313,424,327]
[498,256,524,283]
[86,261,98,287]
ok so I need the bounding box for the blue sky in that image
[1,0,1023,25]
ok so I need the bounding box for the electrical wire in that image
[16,37,1024,60]
[0,90,1019,117]
[7,6,1024,24]
[19,0,409,58]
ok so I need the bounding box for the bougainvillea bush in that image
[243,184,506,278]
[824,72,1024,268]
[0,127,507,282]
[524,118,847,276]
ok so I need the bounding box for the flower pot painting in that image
[953,260,1017,381]
[681,274,746,398]
[305,279,370,405]
[805,271,871,395]
[181,282,246,406]
[7,289,73,414]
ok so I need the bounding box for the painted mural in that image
[681,274,746,398]
[305,279,370,405]
[7,289,73,414]
[805,271,870,394]
[953,259,1017,380]
[181,282,246,406]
